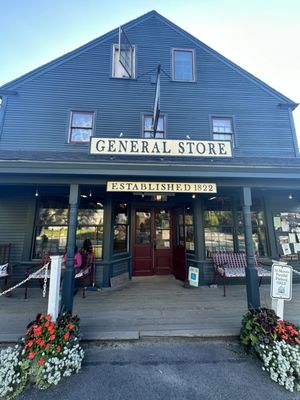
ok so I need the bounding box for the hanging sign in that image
[90,138,232,157]
[107,181,217,193]
[271,263,293,301]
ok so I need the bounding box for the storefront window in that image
[204,197,234,253]
[33,195,104,259]
[113,202,128,252]
[273,211,300,259]
[237,211,268,256]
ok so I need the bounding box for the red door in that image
[132,208,173,276]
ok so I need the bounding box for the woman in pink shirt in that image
[62,246,82,271]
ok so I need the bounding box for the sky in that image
[1,0,299,141]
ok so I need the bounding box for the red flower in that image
[64,332,70,341]
[28,351,35,359]
[38,339,45,347]
[38,358,45,366]
[45,343,50,350]
[45,322,50,328]
[68,324,75,330]
[49,335,55,341]
[25,340,33,349]
[46,314,52,321]
[56,346,61,353]
[34,326,42,337]
[39,315,44,321]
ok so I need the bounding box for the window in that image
[142,115,166,138]
[204,197,234,253]
[113,202,129,252]
[112,44,135,78]
[237,210,268,257]
[32,195,104,259]
[172,49,195,81]
[212,117,234,144]
[69,111,94,143]
[177,206,195,252]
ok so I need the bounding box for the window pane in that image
[72,113,93,128]
[136,211,151,244]
[34,226,68,258]
[37,208,69,225]
[143,115,165,138]
[114,202,129,252]
[113,46,134,78]
[204,211,233,226]
[212,119,232,133]
[174,50,193,81]
[213,133,232,141]
[205,227,234,252]
[144,132,164,139]
[113,225,128,251]
[78,209,104,226]
[70,128,92,142]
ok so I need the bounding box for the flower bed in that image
[0,313,84,399]
[240,308,300,392]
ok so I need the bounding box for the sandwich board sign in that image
[188,267,199,287]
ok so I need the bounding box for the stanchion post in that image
[48,255,62,321]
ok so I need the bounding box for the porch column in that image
[242,187,260,309]
[61,184,79,314]
[102,193,113,287]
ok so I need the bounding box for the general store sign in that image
[107,181,217,193]
[271,263,293,301]
[90,138,232,157]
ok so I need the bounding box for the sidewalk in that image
[0,276,299,342]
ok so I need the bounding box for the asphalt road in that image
[18,339,299,400]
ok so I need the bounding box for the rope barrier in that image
[0,263,49,297]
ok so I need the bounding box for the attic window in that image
[68,111,94,143]
[172,49,195,82]
[112,44,135,79]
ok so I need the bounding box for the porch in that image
[1,276,299,342]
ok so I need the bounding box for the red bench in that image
[210,251,271,296]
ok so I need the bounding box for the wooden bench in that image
[210,251,271,296]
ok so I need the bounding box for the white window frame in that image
[211,116,235,147]
[172,48,195,82]
[68,111,95,144]
[142,114,166,139]
[112,44,135,79]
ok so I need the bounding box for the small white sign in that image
[188,267,199,287]
[271,264,293,301]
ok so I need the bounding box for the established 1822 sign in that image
[107,181,217,193]
[90,138,232,157]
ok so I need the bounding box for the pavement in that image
[16,339,300,400]
[0,276,299,342]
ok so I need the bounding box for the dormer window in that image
[112,44,135,79]
[68,111,94,143]
[172,49,195,82]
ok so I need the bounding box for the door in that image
[132,207,173,276]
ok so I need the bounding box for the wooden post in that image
[47,255,62,321]
[242,187,260,309]
[61,184,79,314]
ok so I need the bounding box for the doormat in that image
[110,272,130,288]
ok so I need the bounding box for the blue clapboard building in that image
[0,10,299,291]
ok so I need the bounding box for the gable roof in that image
[1,10,297,109]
